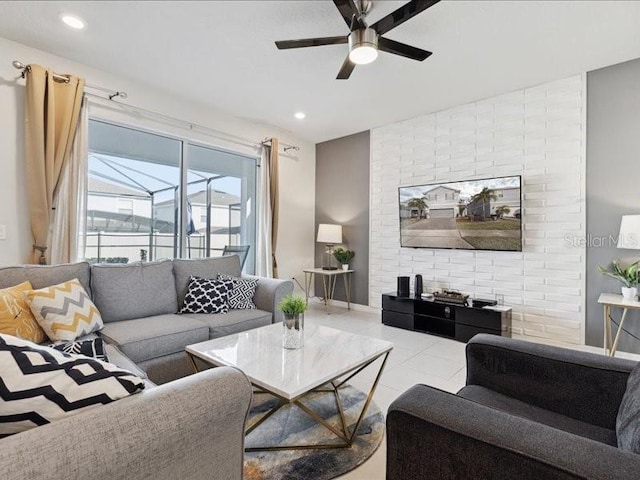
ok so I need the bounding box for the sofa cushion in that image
[99,314,209,363]
[617,361,640,453]
[0,262,91,294]
[91,260,178,322]
[0,281,47,344]
[181,309,272,338]
[103,342,149,380]
[0,334,145,435]
[173,256,241,309]
[180,276,233,314]
[458,385,617,446]
[26,279,104,342]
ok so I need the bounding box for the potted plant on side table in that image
[333,248,355,271]
[598,259,640,300]
[278,295,307,349]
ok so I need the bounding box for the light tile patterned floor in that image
[302,301,467,480]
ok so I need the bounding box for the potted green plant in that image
[333,247,355,271]
[598,259,640,300]
[278,295,307,349]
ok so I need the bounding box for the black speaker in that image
[397,276,410,297]
[414,274,423,298]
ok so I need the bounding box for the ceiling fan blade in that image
[336,55,356,80]
[378,37,432,61]
[371,0,441,36]
[275,36,348,49]
[333,0,360,29]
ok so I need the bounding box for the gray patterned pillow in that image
[218,275,258,310]
[617,362,640,453]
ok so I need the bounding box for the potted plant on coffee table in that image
[333,247,355,271]
[278,295,307,349]
[598,259,640,300]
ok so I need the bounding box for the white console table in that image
[303,268,353,314]
[598,293,640,357]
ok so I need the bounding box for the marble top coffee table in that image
[186,323,393,451]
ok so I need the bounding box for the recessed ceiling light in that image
[294,112,306,120]
[60,13,87,30]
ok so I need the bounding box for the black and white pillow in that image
[51,337,108,362]
[180,276,233,314]
[0,334,145,435]
[218,275,258,310]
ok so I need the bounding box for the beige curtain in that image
[269,138,280,278]
[50,97,88,264]
[256,139,280,278]
[24,64,85,264]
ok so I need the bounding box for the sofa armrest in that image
[466,334,635,429]
[387,384,640,480]
[244,275,293,324]
[0,367,252,480]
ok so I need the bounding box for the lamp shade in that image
[617,215,640,249]
[317,224,342,244]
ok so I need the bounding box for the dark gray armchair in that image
[386,334,640,480]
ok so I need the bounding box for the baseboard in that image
[307,297,378,314]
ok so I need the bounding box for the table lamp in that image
[617,215,640,250]
[317,224,342,270]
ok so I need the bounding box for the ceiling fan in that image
[275,0,440,80]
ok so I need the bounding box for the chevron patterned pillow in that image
[25,279,104,342]
[0,334,145,435]
[218,275,258,310]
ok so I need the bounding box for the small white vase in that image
[621,287,638,300]
[342,264,349,271]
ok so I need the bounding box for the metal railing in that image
[85,232,230,262]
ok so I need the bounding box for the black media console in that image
[382,293,511,342]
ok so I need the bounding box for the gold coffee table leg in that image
[245,351,390,452]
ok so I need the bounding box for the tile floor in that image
[303,301,468,480]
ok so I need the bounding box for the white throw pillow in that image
[0,334,145,435]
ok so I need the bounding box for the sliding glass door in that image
[186,144,256,272]
[85,119,257,273]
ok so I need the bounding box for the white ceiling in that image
[1,1,640,143]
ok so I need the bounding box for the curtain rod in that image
[12,60,300,153]
[12,60,128,100]
[87,93,262,151]
[88,94,300,153]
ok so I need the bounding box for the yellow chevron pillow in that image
[25,279,104,342]
[0,282,47,344]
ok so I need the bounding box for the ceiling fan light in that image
[349,46,378,65]
[348,28,379,65]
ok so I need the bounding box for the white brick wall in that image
[370,75,586,345]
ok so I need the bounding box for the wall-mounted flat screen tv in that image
[398,175,522,252]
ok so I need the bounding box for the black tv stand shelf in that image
[382,293,511,342]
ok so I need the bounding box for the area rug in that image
[243,385,385,480]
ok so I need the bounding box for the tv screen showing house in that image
[398,175,522,252]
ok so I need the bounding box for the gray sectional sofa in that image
[0,255,293,384]
[0,255,294,480]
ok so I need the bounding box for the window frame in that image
[86,116,259,270]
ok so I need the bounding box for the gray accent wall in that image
[586,57,640,353]
[315,131,370,305]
